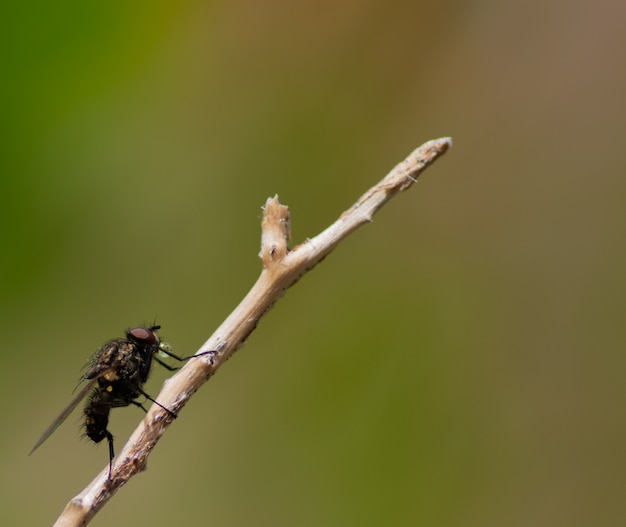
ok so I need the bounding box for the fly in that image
[30,325,210,479]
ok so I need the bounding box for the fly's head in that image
[126,325,162,366]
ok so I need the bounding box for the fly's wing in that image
[29,377,99,455]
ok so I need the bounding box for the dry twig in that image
[52,137,451,526]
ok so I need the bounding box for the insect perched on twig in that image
[29,325,210,479]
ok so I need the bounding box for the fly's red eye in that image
[128,327,159,345]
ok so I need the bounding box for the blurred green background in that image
[3,1,625,525]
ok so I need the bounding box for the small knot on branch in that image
[260,196,291,267]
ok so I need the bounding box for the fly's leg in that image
[105,430,114,481]
[130,400,149,412]
[123,383,178,419]
[153,356,179,371]
[156,347,215,368]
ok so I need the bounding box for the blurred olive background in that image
[3,1,625,525]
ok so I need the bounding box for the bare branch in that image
[52,137,452,526]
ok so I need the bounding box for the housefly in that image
[29,325,210,478]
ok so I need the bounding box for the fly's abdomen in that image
[84,389,111,444]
